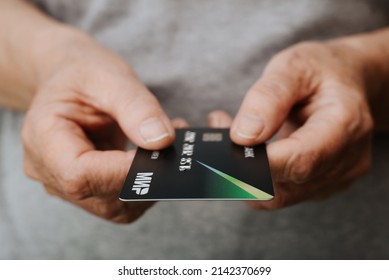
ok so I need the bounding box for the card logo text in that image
[132,172,153,195]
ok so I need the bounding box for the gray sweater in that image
[1,0,389,259]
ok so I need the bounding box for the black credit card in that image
[120,128,274,201]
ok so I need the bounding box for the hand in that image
[210,40,374,209]
[21,34,183,223]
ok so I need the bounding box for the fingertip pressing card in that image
[120,128,274,201]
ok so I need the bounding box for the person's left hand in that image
[208,39,374,209]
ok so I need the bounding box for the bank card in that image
[120,128,274,201]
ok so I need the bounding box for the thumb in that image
[89,73,175,150]
[230,55,311,146]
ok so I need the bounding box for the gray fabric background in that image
[1,0,389,259]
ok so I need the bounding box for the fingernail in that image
[209,112,231,128]
[139,117,171,143]
[208,114,220,128]
[234,114,264,140]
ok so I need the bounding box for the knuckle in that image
[59,169,91,200]
[43,184,58,197]
[361,110,374,136]
[340,109,355,132]
[338,101,372,139]
[327,101,356,134]
[289,41,325,61]
[267,41,322,95]
[286,149,317,184]
[62,181,85,200]
[94,201,116,220]
[23,160,38,180]
[273,41,321,69]
[327,89,372,137]
[21,120,36,154]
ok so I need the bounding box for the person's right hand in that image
[21,32,178,223]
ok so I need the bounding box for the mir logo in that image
[132,172,153,195]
